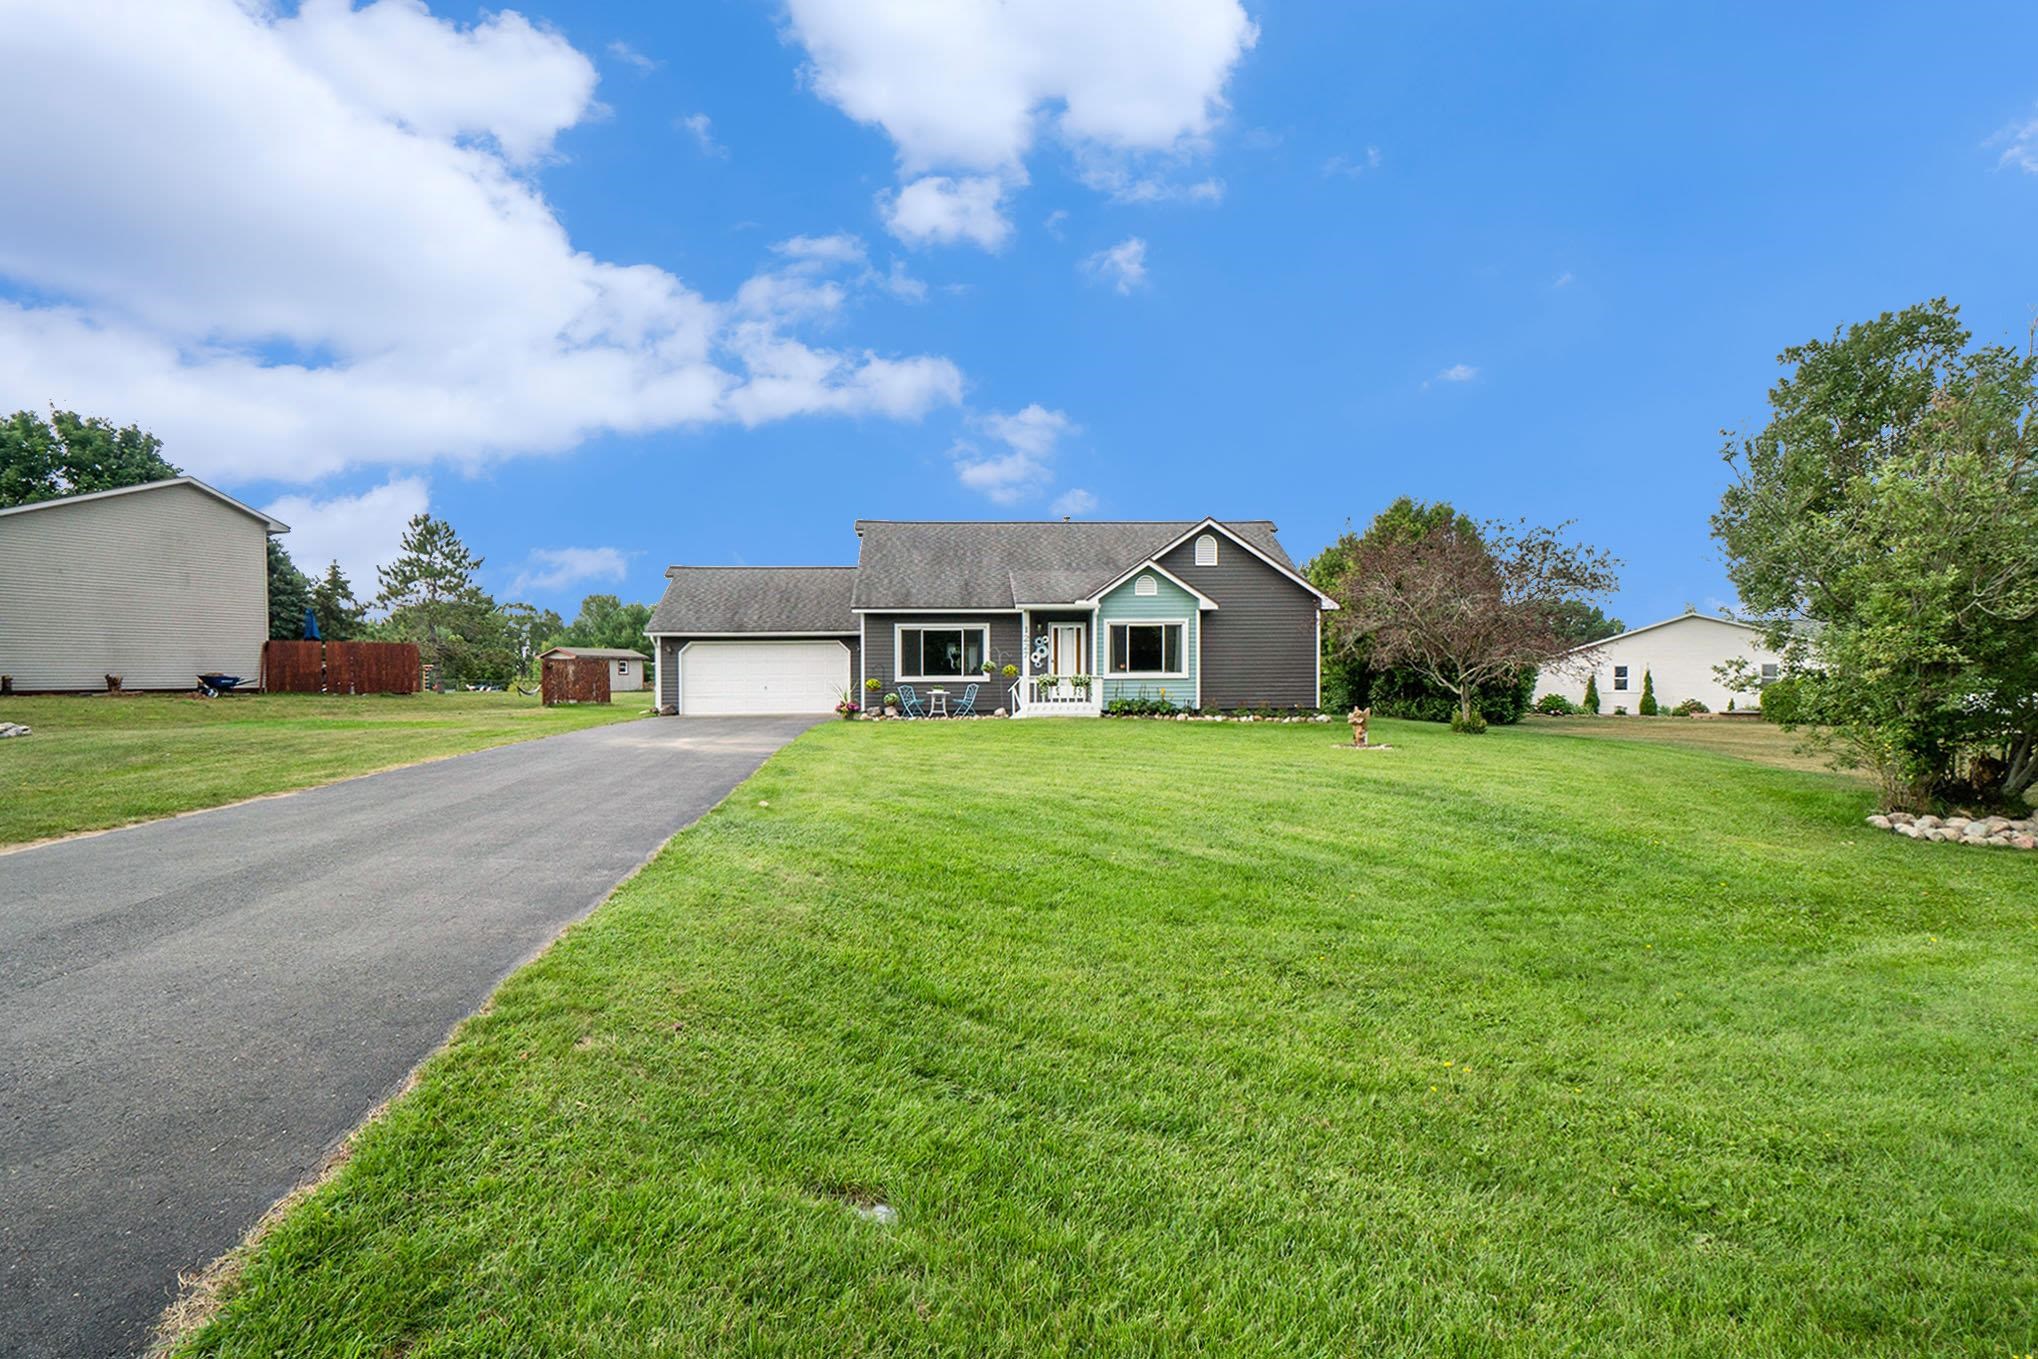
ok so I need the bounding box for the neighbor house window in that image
[898,625,989,679]
[1759,663,1780,686]
[1613,665,1629,691]
[1194,534,1218,566]
[1108,621,1185,675]
[617,661,629,675]
[1135,574,1158,596]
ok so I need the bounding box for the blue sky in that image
[4,2,2036,627]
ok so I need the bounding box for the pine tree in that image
[374,514,514,684]
[310,560,366,641]
[1582,672,1601,714]
[1638,667,1658,716]
[267,540,313,640]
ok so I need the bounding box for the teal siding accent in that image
[1097,570,1199,708]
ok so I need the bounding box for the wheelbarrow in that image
[197,673,245,697]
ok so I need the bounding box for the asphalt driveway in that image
[0,715,818,1359]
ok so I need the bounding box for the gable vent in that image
[1194,534,1218,566]
[1135,574,1158,596]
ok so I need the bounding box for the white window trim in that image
[893,622,995,682]
[1134,574,1158,596]
[1105,618,1190,679]
[1194,533,1218,566]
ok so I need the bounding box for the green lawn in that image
[1518,711,1863,778]
[175,719,2035,1357]
[0,691,646,847]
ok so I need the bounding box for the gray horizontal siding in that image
[862,613,1022,709]
[0,483,269,691]
[655,634,859,713]
[1157,534,1320,709]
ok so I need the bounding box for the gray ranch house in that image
[647,518,1336,717]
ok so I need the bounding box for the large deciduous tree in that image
[1325,516,1619,731]
[552,593,653,658]
[0,409,181,508]
[1714,299,2038,809]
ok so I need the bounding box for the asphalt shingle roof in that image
[849,520,1291,610]
[538,646,648,661]
[649,566,858,634]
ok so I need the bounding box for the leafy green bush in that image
[1582,673,1601,714]
[1534,693,1579,716]
[1367,666,1535,726]
[1670,697,1710,717]
[1638,668,1658,716]
[1759,675,1804,725]
[1450,708,1489,734]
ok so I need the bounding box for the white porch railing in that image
[1010,678,1100,717]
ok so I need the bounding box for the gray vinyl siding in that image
[1157,533,1320,709]
[654,634,859,713]
[0,483,270,691]
[861,613,1023,708]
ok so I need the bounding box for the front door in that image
[1050,623,1084,697]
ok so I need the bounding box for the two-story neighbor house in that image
[646,517,1337,716]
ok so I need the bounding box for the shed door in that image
[681,641,845,715]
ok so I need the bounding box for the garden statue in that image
[1347,705,1371,747]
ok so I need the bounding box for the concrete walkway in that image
[0,715,817,1358]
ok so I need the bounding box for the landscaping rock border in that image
[1866,811,2035,850]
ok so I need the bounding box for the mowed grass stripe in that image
[179,719,2036,1357]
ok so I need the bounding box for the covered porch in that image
[1011,608,1101,717]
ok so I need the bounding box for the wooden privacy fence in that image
[327,641,421,694]
[542,655,611,706]
[261,640,325,693]
[261,640,421,694]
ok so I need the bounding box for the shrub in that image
[1366,665,1535,726]
[1759,674,1804,725]
[1613,705,1628,716]
[1670,697,1710,717]
[1582,673,1601,714]
[1450,708,1488,734]
[1638,668,1658,716]
[1534,693,1579,716]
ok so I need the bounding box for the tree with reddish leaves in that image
[1325,518,1620,732]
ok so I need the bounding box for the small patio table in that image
[927,688,948,717]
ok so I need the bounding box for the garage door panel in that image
[681,641,845,715]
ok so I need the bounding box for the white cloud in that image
[1043,208,1070,239]
[880,175,1015,251]
[1993,105,2038,171]
[278,0,599,165]
[951,403,1077,504]
[783,0,1256,247]
[0,0,963,491]
[1432,363,1479,384]
[1082,237,1149,294]
[263,476,430,598]
[1553,271,1576,288]
[983,404,1075,457]
[678,111,726,158]
[510,545,629,596]
[1322,146,1381,178]
[1050,487,1098,517]
[607,40,659,74]
[875,259,928,302]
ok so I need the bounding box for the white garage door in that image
[681,641,847,715]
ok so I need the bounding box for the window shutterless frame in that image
[894,622,993,681]
[1105,619,1188,677]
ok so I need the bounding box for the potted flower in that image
[1001,663,1019,679]
[834,690,861,721]
[865,677,882,704]
[1069,673,1094,698]
[882,692,900,717]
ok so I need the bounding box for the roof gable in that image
[0,476,289,532]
